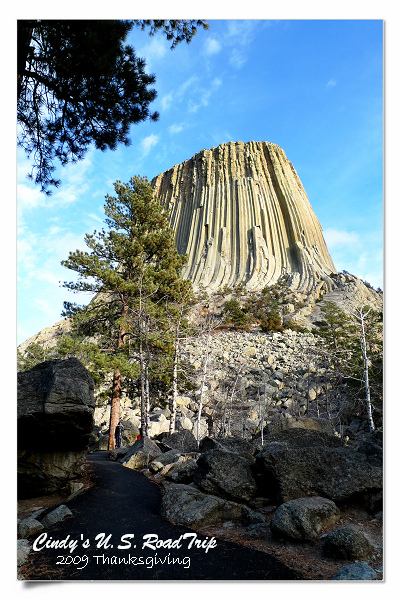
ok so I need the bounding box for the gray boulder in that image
[121,419,140,446]
[270,497,339,542]
[161,483,243,527]
[158,430,199,453]
[18,517,44,539]
[331,561,378,580]
[151,449,183,467]
[41,504,73,528]
[322,524,375,560]
[18,358,95,449]
[120,436,162,470]
[194,447,257,502]
[109,446,129,461]
[18,449,88,499]
[199,436,260,460]
[17,539,31,567]
[255,429,382,504]
[166,459,199,483]
[18,358,95,498]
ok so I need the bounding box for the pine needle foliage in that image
[61,176,191,446]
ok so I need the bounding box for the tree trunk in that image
[359,310,375,432]
[196,332,210,443]
[139,332,147,437]
[169,338,179,434]
[107,303,127,450]
[108,367,122,451]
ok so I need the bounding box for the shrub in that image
[260,310,284,332]
[223,299,249,330]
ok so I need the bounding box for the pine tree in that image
[316,301,383,430]
[61,176,188,448]
[18,20,209,194]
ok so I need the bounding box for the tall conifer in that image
[61,176,188,448]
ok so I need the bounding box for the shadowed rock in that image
[17,358,95,498]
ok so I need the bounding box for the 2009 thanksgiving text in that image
[32,532,217,570]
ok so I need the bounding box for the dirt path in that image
[23,452,303,581]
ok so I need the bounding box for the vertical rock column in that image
[151,141,336,293]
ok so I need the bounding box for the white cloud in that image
[327,78,337,88]
[161,92,173,111]
[324,228,359,249]
[141,134,159,156]
[85,212,104,224]
[17,184,46,216]
[188,78,222,113]
[225,20,259,69]
[204,38,222,56]
[229,48,247,70]
[169,123,185,135]
[136,36,168,71]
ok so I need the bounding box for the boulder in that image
[176,416,193,430]
[17,539,32,567]
[270,497,339,542]
[17,449,87,499]
[199,436,260,460]
[331,562,378,580]
[254,429,382,504]
[18,358,95,498]
[121,420,140,446]
[18,358,95,450]
[194,447,258,502]
[165,459,199,483]
[120,436,162,470]
[18,517,44,539]
[151,449,183,467]
[109,447,129,461]
[41,505,73,528]
[322,524,375,560]
[158,430,199,453]
[262,416,334,437]
[160,483,243,527]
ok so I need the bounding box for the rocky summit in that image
[152,141,337,293]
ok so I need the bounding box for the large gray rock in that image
[18,358,95,450]
[41,504,73,528]
[18,517,44,539]
[254,429,382,504]
[199,436,260,460]
[194,447,258,502]
[17,449,87,498]
[18,358,95,498]
[158,430,199,453]
[121,419,140,446]
[161,483,243,527]
[17,539,32,567]
[120,436,162,470]
[165,459,199,483]
[331,562,378,580]
[322,524,375,560]
[270,497,339,542]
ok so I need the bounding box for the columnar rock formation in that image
[152,141,337,292]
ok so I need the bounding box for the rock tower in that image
[152,141,337,292]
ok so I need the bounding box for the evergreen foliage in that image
[17,342,47,371]
[316,301,383,428]
[17,20,208,194]
[223,299,249,330]
[260,310,284,333]
[61,176,191,446]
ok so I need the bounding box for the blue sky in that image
[16,17,384,345]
